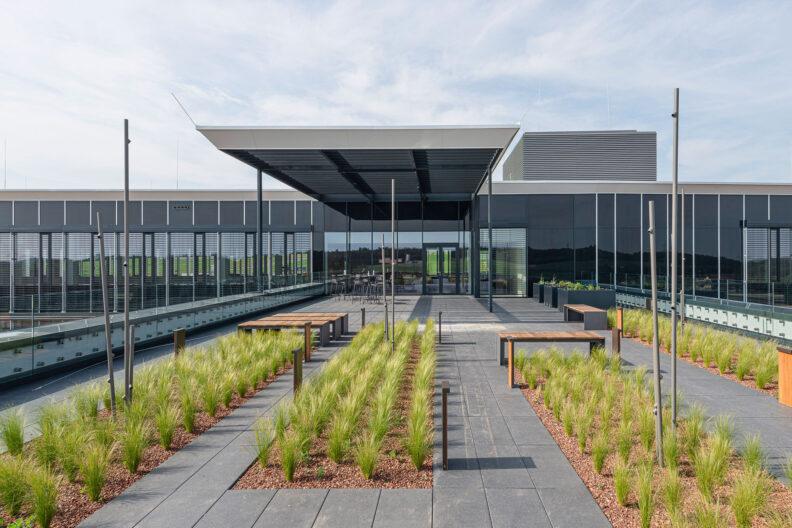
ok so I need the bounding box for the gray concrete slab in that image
[313,489,380,528]
[485,488,552,528]
[373,489,432,528]
[253,489,328,528]
[194,490,275,528]
[433,487,492,528]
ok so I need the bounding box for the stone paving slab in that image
[432,487,491,528]
[313,489,380,528]
[252,489,328,527]
[194,490,275,528]
[372,489,432,528]
[485,488,552,528]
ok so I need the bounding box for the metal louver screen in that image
[0,233,10,311]
[65,233,91,312]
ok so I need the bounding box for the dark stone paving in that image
[78,295,612,528]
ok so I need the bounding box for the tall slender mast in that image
[391,179,395,350]
[123,119,131,405]
[649,200,664,466]
[670,88,680,429]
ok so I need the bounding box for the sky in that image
[1,0,791,190]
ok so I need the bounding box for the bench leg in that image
[508,340,515,388]
[499,338,506,365]
[320,324,330,346]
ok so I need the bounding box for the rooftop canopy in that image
[197,125,520,203]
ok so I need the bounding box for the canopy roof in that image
[198,125,520,203]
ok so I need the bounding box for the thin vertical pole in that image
[488,167,493,312]
[670,88,679,429]
[648,200,664,467]
[257,169,263,292]
[123,119,131,405]
[382,234,388,341]
[681,188,686,326]
[391,179,395,350]
[97,212,116,415]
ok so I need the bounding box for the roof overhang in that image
[197,125,520,203]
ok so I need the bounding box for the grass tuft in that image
[0,408,25,456]
[253,418,277,468]
[592,429,609,475]
[662,426,679,471]
[663,468,682,518]
[279,430,301,482]
[0,456,27,516]
[355,431,381,479]
[155,404,180,450]
[617,418,633,464]
[695,437,730,499]
[730,466,768,528]
[81,441,113,501]
[613,460,631,506]
[29,466,59,528]
[742,433,766,471]
[694,498,723,528]
[637,461,654,528]
[121,418,150,473]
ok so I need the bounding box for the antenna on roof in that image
[171,93,196,127]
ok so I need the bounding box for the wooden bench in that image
[496,331,606,365]
[563,304,607,330]
[266,312,348,340]
[238,317,332,346]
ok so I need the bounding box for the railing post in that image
[438,311,442,344]
[292,346,303,395]
[442,381,450,470]
[508,337,515,388]
[173,328,185,357]
[361,307,365,328]
[304,322,312,362]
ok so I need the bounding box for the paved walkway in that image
[78,295,612,528]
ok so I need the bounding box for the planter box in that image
[556,289,616,312]
[543,285,559,308]
[533,283,544,303]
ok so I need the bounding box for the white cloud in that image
[0,0,790,190]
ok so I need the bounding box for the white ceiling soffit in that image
[196,125,521,151]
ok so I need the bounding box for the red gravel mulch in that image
[234,341,433,489]
[0,357,304,528]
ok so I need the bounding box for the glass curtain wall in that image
[65,233,90,312]
[597,194,615,286]
[642,195,667,291]
[169,233,194,305]
[720,195,743,300]
[41,233,63,312]
[693,195,718,297]
[616,194,641,287]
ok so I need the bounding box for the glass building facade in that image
[3,185,792,322]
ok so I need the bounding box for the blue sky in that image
[1,0,790,189]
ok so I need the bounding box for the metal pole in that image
[382,234,388,341]
[391,179,395,351]
[681,187,686,327]
[487,167,493,312]
[648,200,664,467]
[128,324,135,403]
[97,212,116,415]
[123,119,131,405]
[670,88,679,429]
[257,169,263,292]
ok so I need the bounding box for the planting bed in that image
[0,330,305,528]
[612,308,780,398]
[515,347,792,527]
[235,318,436,489]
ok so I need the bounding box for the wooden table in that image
[563,304,607,330]
[264,312,348,340]
[496,331,606,365]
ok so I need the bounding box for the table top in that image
[496,331,605,341]
[564,304,606,313]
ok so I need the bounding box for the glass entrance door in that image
[423,245,459,294]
